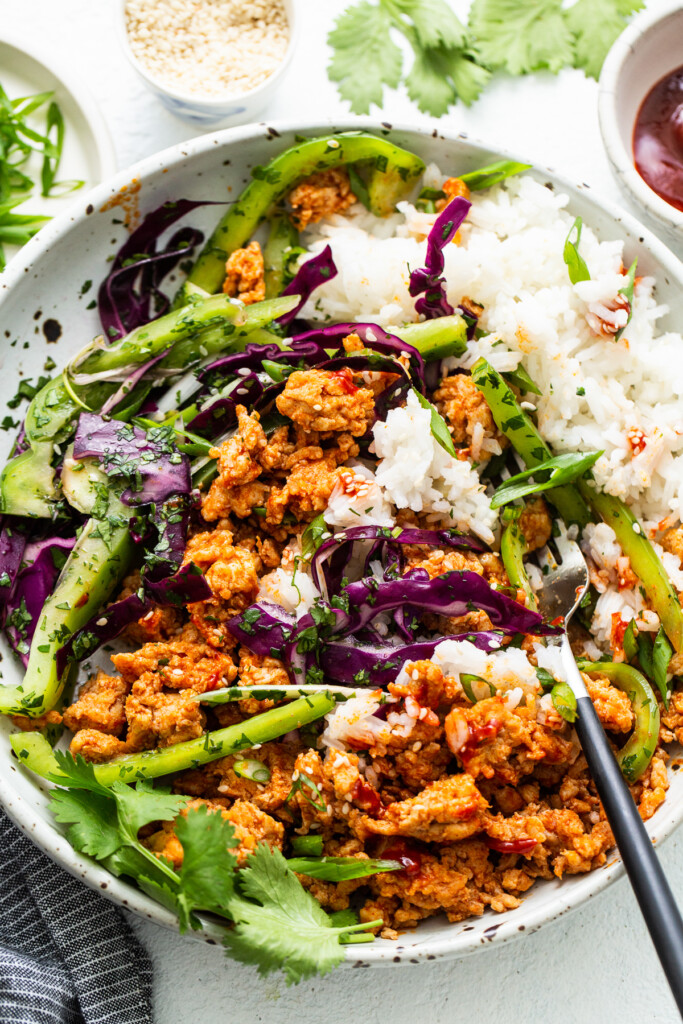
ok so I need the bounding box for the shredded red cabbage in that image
[98,199,216,342]
[278,246,337,327]
[319,632,507,686]
[311,525,487,595]
[409,198,471,319]
[228,570,560,686]
[55,563,211,676]
[290,322,426,390]
[0,521,27,610]
[5,537,75,666]
[73,413,190,506]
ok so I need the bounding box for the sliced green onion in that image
[490,450,603,509]
[233,758,271,782]
[413,389,456,457]
[551,681,577,723]
[460,673,495,702]
[459,160,531,191]
[563,217,590,285]
[290,834,324,856]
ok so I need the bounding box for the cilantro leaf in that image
[174,805,239,931]
[652,626,673,708]
[328,2,403,114]
[566,0,643,80]
[112,777,187,841]
[224,846,350,984]
[564,217,591,285]
[392,0,467,50]
[469,0,574,75]
[405,47,458,117]
[448,49,492,106]
[50,788,121,859]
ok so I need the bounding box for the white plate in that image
[0,118,682,968]
[0,34,117,265]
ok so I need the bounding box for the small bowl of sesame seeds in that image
[120,0,296,127]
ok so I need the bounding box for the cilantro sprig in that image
[328,0,643,118]
[45,752,385,982]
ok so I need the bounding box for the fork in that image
[537,524,683,1014]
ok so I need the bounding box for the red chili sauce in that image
[634,66,683,212]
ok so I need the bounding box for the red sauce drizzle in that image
[486,837,538,855]
[351,777,383,816]
[459,717,502,766]
[383,839,422,875]
[634,66,683,212]
[330,368,359,394]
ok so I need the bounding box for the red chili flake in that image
[551,615,565,626]
[75,593,90,608]
[611,613,628,652]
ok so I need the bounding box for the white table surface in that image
[2,0,682,1020]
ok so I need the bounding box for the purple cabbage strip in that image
[98,198,218,341]
[290,322,426,389]
[100,346,173,417]
[228,570,560,685]
[73,412,190,506]
[311,525,487,595]
[5,537,75,667]
[409,198,471,319]
[0,521,27,610]
[319,632,506,687]
[55,563,211,677]
[278,245,338,327]
[331,571,558,639]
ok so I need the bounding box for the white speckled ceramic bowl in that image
[599,0,683,250]
[116,0,298,127]
[1,119,682,967]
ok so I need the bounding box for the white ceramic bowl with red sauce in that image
[0,119,682,968]
[598,0,683,250]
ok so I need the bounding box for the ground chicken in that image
[112,631,236,694]
[62,672,130,736]
[585,673,634,733]
[518,497,553,552]
[174,743,298,814]
[118,570,182,644]
[276,368,374,436]
[125,675,206,751]
[222,240,265,304]
[364,774,488,842]
[288,168,356,230]
[202,407,269,521]
[433,373,505,460]
[266,454,341,525]
[448,697,574,785]
[69,729,129,763]
[436,177,470,210]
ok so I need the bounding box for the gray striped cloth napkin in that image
[0,811,154,1024]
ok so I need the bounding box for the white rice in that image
[324,462,393,529]
[371,390,497,544]
[256,566,319,618]
[300,168,683,524]
[427,637,542,697]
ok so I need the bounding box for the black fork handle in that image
[575,694,683,1016]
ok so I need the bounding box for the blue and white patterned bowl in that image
[116,0,298,128]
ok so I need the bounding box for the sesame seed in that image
[125,0,289,97]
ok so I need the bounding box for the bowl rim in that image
[2,115,683,967]
[598,0,683,231]
[116,0,299,108]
